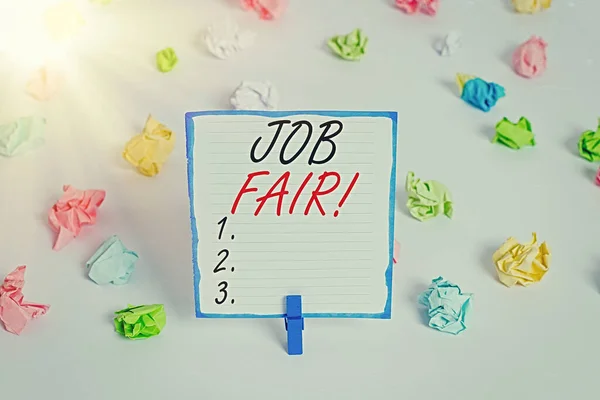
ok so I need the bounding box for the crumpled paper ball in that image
[405,171,453,222]
[493,116,536,149]
[43,1,85,42]
[513,36,547,78]
[114,304,166,340]
[0,116,45,157]
[156,48,178,73]
[122,114,175,177]
[26,67,62,101]
[241,0,287,20]
[86,235,139,285]
[327,28,368,61]
[230,81,278,110]
[204,20,255,60]
[418,276,472,335]
[0,266,50,335]
[492,233,550,287]
[48,185,106,250]
[595,167,600,186]
[396,0,439,16]
[577,119,600,162]
[456,73,505,112]
[512,0,551,14]
[436,31,461,56]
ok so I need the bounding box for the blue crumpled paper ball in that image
[461,78,505,112]
[418,276,473,335]
[86,235,138,285]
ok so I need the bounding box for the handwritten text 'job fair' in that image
[231,119,360,217]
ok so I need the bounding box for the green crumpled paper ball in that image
[578,119,600,162]
[0,116,45,157]
[327,28,368,61]
[156,48,178,73]
[405,171,453,222]
[493,116,535,150]
[114,304,166,339]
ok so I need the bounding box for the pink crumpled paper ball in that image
[396,0,439,16]
[0,266,50,335]
[512,36,547,78]
[241,0,288,20]
[595,167,600,186]
[48,185,106,251]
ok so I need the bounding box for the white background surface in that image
[1,1,599,399]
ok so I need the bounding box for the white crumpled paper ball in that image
[435,31,462,56]
[230,81,278,110]
[204,20,255,60]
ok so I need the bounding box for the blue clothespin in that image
[285,295,304,355]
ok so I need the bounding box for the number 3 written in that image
[215,281,229,304]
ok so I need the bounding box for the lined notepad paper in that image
[186,111,397,318]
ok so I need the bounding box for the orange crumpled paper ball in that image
[48,185,106,250]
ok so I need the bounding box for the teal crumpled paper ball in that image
[461,78,505,112]
[418,276,472,335]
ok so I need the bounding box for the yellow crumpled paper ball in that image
[492,232,550,287]
[43,1,85,41]
[122,115,175,177]
[512,0,551,14]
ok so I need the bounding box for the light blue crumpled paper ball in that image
[86,235,138,285]
[418,276,473,335]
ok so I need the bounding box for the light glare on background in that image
[0,0,93,70]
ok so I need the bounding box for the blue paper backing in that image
[185,110,397,319]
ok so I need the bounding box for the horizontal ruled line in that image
[206,183,373,186]
[207,183,373,186]
[239,293,370,298]
[209,152,375,155]
[208,171,374,175]
[217,240,370,244]
[224,221,373,224]
[201,121,378,125]
[203,120,376,124]
[211,202,374,206]
[235,269,370,273]
[216,212,373,215]
[215,302,371,306]
[227,276,370,280]
[207,140,376,144]
[205,131,274,133]
[207,162,373,165]
[222,258,371,262]
[209,262,371,267]
[233,282,370,284]
[224,253,371,258]
[204,120,266,124]
[226,250,373,253]
[210,231,372,235]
